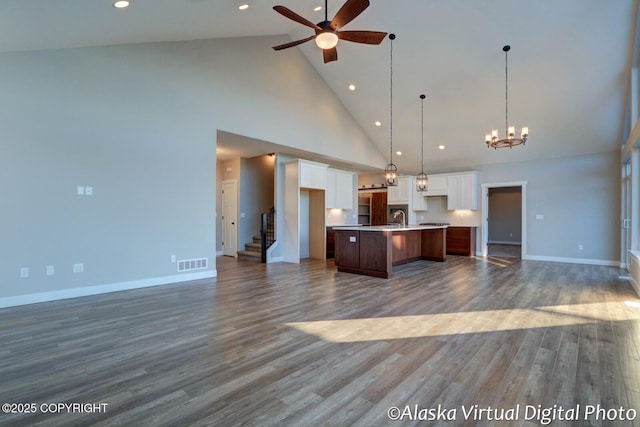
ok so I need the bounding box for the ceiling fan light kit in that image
[485,45,529,149]
[272,0,387,63]
[315,31,339,49]
[113,0,130,9]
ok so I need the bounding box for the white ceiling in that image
[3,0,636,173]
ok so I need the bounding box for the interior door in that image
[222,180,238,257]
[371,192,388,226]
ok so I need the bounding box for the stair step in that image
[237,250,261,261]
[245,243,261,252]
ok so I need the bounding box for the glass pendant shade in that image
[385,163,398,186]
[416,172,428,191]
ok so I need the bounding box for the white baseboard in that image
[267,256,283,263]
[627,275,640,297]
[523,254,619,267]
[627,251,640,297]
[0,270,217,309]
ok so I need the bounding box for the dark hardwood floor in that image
[1,256,639,426]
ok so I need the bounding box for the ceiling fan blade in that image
[338,30,387,45]
[273,6,322,30]
[330,0,370,30]
[272,35,316,51]
[323,47,338,63]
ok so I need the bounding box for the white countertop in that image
[334,224,448,232]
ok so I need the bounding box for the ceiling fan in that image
[272,0,387,63]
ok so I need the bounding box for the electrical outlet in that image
[536,214,544,220]
[578,245,583,251]
[77,186,85,195]
[85,186,93,196]
[171,255,176,263]
[73,263,84,273]
[46,265,55,276]
[20,267,29,278]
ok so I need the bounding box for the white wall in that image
[0,36,385,306]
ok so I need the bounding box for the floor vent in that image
[177,258,208,272]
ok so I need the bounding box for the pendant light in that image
[384,34,398,186]
[416,94,428,191]
[485,45,529,149]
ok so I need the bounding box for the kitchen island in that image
[333,225,447,278]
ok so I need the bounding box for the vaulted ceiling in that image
[3,0,636,173]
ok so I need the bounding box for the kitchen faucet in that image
[393,210,406,227]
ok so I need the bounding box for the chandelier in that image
[485,45,528,149]
[416,94,428,191]
[384,34,398,186]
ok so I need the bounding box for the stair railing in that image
[260,208,276,263]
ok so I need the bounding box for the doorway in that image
[481,182,527,258]
[222,180,238,257]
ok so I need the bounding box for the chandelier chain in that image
[421,96,424,173]
[389,35,393,163]
[505,47,508,135]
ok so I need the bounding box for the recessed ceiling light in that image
[314,6,323,12]
[238,3,249,10]
[375,121,382,127]
[113,0,130,8]
[396,151,402,156]
[348,84,356,91]
[438,145,445,150]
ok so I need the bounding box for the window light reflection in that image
[286,302,640,343]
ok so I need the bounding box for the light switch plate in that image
[349,236,356,242]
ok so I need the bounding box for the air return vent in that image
[177,258,208,272]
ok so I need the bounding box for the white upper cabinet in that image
[299,160,327,190]
[387,175,412,204]
[424,174,448,196]
[326,169,354,209]
[447,172,478,210]
[413,183,428,211]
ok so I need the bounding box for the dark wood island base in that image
[334,226,447,278]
